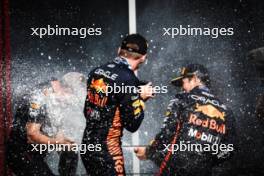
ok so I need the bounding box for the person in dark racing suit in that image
[135,64,237,176]
[7,78,74,176]
[81,34,154,176]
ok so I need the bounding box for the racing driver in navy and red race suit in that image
[135,64,237,176]
[81,34,155,176]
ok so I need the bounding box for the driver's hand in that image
[139,82,155,101]
[134,147,147,160]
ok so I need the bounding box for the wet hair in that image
[198,74,211,88]
[185,74,211,88]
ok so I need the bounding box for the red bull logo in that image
[88,78,108,107]
[90,78,108,94]
[188,113,226,134]
[195,104,225,121]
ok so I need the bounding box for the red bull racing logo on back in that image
[88,78,108,107]
[195,104,225,121]
[90,78,108,94]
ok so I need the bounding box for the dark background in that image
[10,0,264,175]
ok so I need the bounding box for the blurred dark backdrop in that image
[10,0,264,175]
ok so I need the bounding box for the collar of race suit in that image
[114,57,132,70]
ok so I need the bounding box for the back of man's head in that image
[171,63,211,88]
[119,34,148,59]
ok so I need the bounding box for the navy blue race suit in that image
[146,86,237,176]
[81,57,145,176]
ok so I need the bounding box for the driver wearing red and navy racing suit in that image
[146,86,236,176]
[81,33,151,176]
[81,57,145,175]
[137,64,237,176]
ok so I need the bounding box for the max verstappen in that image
[81,34,154,175]
[135,64,237,176]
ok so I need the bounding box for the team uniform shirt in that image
[29,87,59,137]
